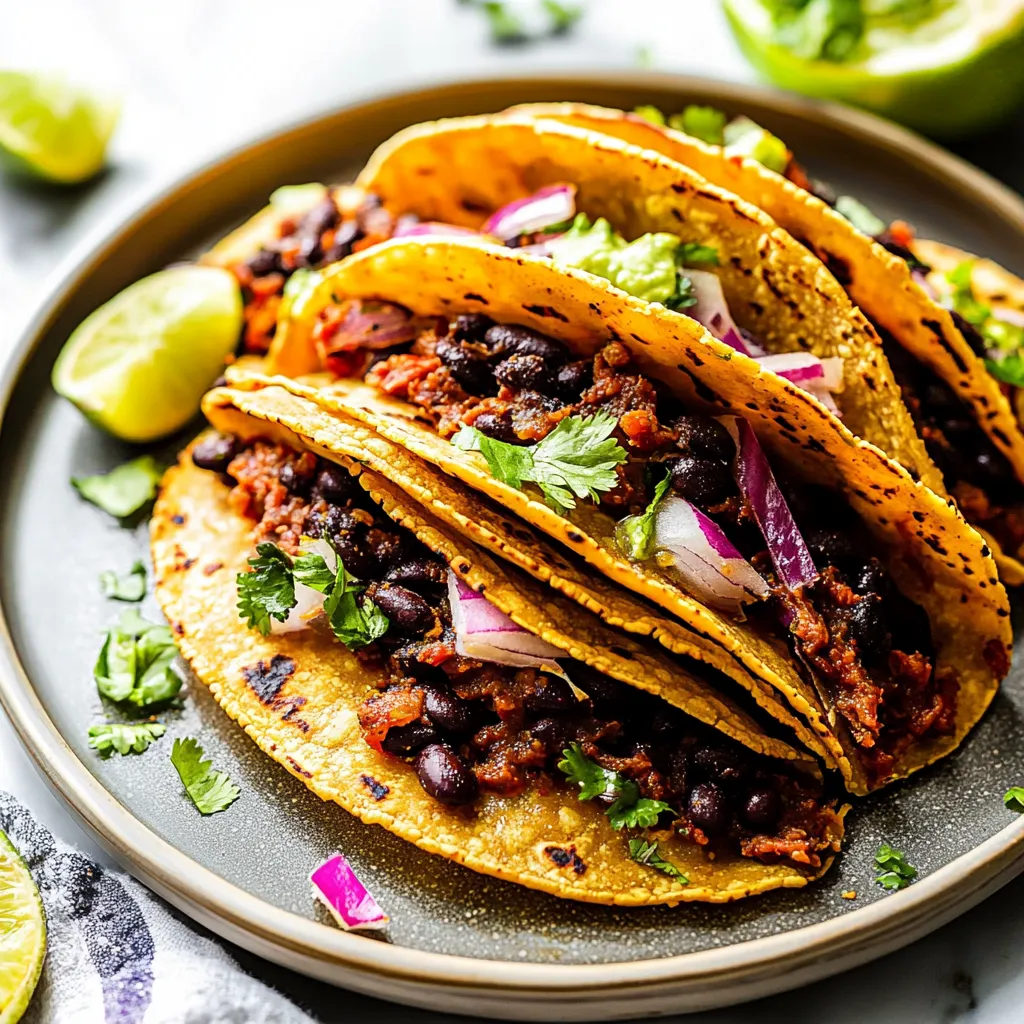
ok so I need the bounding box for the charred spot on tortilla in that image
[464,292,488,304]
[203,562,223,575]
[286,756,312,778]
[523,304,569,322]
[361,774,390,801]
[242,654,297,705]
[545,845,587,875]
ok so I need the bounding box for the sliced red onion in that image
[324,299,418,354]
[755,352,844,399]
[724,418,818,591]
[311,854,388,931]
[447,571,564,668]
[911,268,938,300]
[647,495,768,613]
[482,185,576,242]
[994,307,1024,329]
[392,220,480,239]
[684,270,751,355]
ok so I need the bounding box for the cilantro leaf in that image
[946,260,991,326]
[722,117,790,174]
[171,737,240,815]
[88,721,166,757]
[100,560,146,602]
[633,104,666,126]
[292,551,335,593]
[541,0,582,33]
[478,1,527,42]
[669,106,726,146]
[321,556,390,651]
[1004,787,1024,813]
[236,543,296,635]
[873,842,917,891]
[986,353,1024,388]
[94,610,181,707]
[608,795,673,831]
[616,471,672,561]
[628,839,688,882]
[453,413,627,514]
[678,242,719,267]
[557,742,620,801]
[72,455,164,518]
[835,195,886,237]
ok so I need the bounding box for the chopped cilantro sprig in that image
[1004,786,1024,813]
[94,609,181,707]
[557,743,673,832]
[628,839,688,883]
[72,455,164,518]
[100,560,147,602]
[452,412,627,513]
[88,721,166,757]
[236,540,389,650]
[873,843,917,891]
[171,737,240,815]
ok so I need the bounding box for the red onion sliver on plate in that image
[482,184,576,242]
[311,854,388,931]
[724,418,818,591]
[447,572,564,668]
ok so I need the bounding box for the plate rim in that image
[3,69,1024,1016]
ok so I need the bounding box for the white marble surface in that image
[3,2,1024,1020]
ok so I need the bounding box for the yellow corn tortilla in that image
[247,238,1011,795]
[153,435,842,905]
[505,103,1024,579]
[343,112,941,495]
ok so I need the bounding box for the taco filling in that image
[298,305,954,785]
[190,433,842,869]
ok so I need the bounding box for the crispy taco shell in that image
[154,428,841,905]
[505,103,1024,577]
[234,238,1010,794]
[343,113,941,494]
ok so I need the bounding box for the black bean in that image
[743,787,782,831]
[483,324,567,364]
[387,643,447,682]
[365,529,405,572]
[853,560,890,598]
[688,782,731,837]
[191,435,238,473]
[523,675,574,716]
[669,455,735,506]
[494,353,552,393]
[693,745,748,786]
[451,314,495,344]
[385,558,447,592]
[529,716,569,752]
[320,219,359,264]
[923,381,959,415]
[555,359,593,399]
[382,720,437,756]
[278,459,315,496]
[844,595,892,661]
[436,338,497,395]
[423,685,478,734]
[806,527,857,571]
[369,584,435,635]
[573,669,629,713]
[415,743,479,805]
[294,197,339,266]
[245,248,282,277]
[472,410,522,444]
[674,415,735,461]
[313,463,356,505]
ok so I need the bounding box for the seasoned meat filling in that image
[318,312,954,783]
[196,436,841,865]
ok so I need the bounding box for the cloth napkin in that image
[0,790,315,1024]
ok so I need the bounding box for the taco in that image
[504,102,1024,580]
[227,237,1011,795]
[153,415,846,905]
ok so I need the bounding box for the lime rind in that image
[52,266,243,443]
[723,0,1024,138]
[0,830,45,1024]
[0,71,120,184]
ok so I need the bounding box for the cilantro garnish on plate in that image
[99,560,146,602]
[628,839,688,883]
[452,412,627,513]
[94,609,181,707]
[88,721,166,757]
[170,737,240,815]
[72,455,163,518]
[1004,787,1024,813]
[873,843,917,891]
[236,540,389,650]
[557,743,672,832]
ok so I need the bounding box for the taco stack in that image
[220,238,1010,796]
[504,102,1024,580]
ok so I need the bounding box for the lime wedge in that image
[0,72,119,184]
[0,830,45,1024]
[723,0,1024,138]
[53,266,243,443]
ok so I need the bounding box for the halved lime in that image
[53,266,243,443]
[0,830,45,1024]
[0,72,120,184]
[723,0,1024,138]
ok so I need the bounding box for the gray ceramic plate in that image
[3,73,1024,1021]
